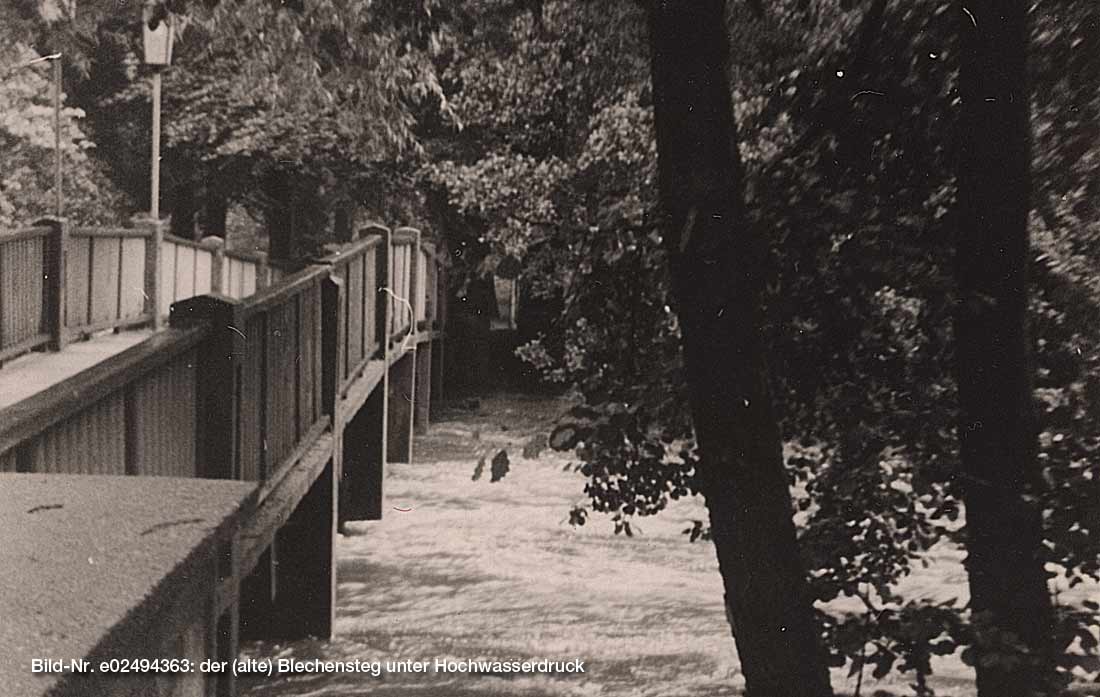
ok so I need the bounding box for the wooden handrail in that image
[0,325,210,459]
[72,226,151,239]
[238,264,330,319]
[0,226,52,243]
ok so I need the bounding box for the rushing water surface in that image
[239,394,1094,697]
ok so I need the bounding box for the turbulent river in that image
[238,394,1089,697]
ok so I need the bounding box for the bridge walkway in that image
[0,217,449,697]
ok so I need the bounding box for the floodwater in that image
[239,394,1095,697]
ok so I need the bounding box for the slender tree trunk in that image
[170,163,200,240]
[647,2,832,695]
[266,171,297,262]
[202,186,228,240]
[334,201,355,243]
[956,2,1055,695]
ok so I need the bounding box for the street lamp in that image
[142,2,173,220]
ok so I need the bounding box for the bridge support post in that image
[341,383,387,520]
[387,352,415,464]
[414,342,432,434]
[431,338,445,407]
[237,460,337,642]
[269,459,337,639]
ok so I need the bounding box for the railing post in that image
[34,217,69,351]
[203,236,226,295]
[132,214,164,330]
[170,294,243,480]
[255,251,270,290]
[376,226,392,353]
[321,273,345,423]
[407,228,421,335]
[387,229,417,463]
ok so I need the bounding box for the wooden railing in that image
[233,267,326,483]
[0,326,208,474]
[0,218,282,366]
[0,226,444,480]
[416,239,446,331]
[66,225,156,336]
[318,224,389,397]
[160,234,277,314]
[0,225,55,362]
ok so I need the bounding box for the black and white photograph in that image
[1,1,1098,696]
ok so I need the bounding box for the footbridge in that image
[0,217,448,697]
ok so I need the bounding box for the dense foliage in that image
[0,39,130,227]
[428,0,1100,690]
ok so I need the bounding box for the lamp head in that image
[142,2,174,66]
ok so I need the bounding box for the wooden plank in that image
[297,285,317,439]
[346,255,364,373]
[331,262,349,386]
[29,235,46,343]
[264,302,298,471]
[364,248,377,358]
[225,258,239,298]
[1,237,45,350]
[72,226,150,239]
[31,390,126,474]
[376,228,392,352]
[89,236,122,326]
[65,236,90,328]
[3,226,51,243]
[128,351,198,477]
[194,248,213,297]
[242,262,257,298]
[118,238,146,320]
[417,249,429,322]
[312,233,385,265]
[176,245,196,302]
[238,314,266,482]
[221,258,232,297]
[240,265,329,318]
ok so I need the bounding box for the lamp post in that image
[142,2,173,220]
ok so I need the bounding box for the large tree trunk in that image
[956,2,1055,695]
[647,2,832,695]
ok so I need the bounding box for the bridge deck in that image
[0,331,153,410]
